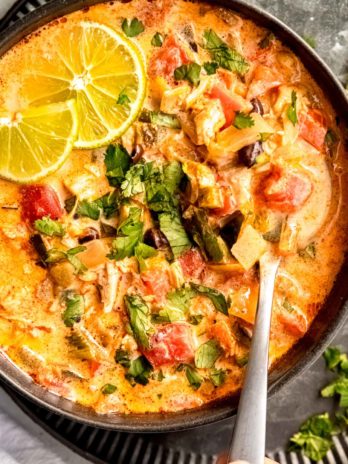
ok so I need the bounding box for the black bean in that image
[238,141,263,168]
[220,211,244,248]
[78,227,100,244]
[30,234,48,268]
[143,228,169,249]
[250,98,264,116]
[131,144,144,163]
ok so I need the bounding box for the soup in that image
[0,0,347,414]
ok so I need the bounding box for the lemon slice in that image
[21,21,147,149]
[0,100,78,183]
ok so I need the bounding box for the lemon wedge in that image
[0,100,78,183]
[21,21,147,149]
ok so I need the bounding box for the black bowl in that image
[0,0,348,433]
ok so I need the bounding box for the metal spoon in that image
[227,251,280,464]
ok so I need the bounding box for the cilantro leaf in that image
[76,199,101,220]
[126,356,153,385]
[203,29,249,76]
[139,110,181,129]
[210,368,226,387]
[324,347,343,371]
[95,190,119,219]
[117,89,131,105]
[46,246,87,273]
[190,283,228,314]
[195,340,222,369]
[203,61,219,75]
[121,17,144,37]
[124,294,153,349]
[121,164,146,198]
[101,383,117,395]
[234,111,255,129]
[62,291,84,327]
[185,365,203,390]
[135,242,157,271]
[151,32,164,47]
[289,413,334,461]
[66,246,87,274]
[174,63,201,86]
[115,348,131,368]
[46,248,67,263]
[163,161,184,194]
[287,91,298,126]
[321,376,348,407]
[108,207,143,260]
[104,144,131,187]
[158,210,192,258]
[34,216,65,237]
[303,35,316,49]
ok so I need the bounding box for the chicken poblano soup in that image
[0,0,347,414]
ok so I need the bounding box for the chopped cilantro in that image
[117,89,131,105]
[76,199,101,220]
[46,246,87,274]
[287,90,298,126]
[234,111,255,129]
[121,17,144,37]
[210,368,226,387]
[126,356,153,385]
[158,210,192,258]
[174,63,201,86]
[185,365,203,390]
[139,109,181,129]
[115,348,131,368]
[195,340,222,369]
[203,29,249,76]
[203,61,219,75]
[303,35,316,49]
[104,144,131,187]
[101,383,117,395]
[62,291,84,327]
[289,413,334,461]
[151,32,165,47]
[124,294,153,349]
[108,207,143,260]
[34,216,65,237]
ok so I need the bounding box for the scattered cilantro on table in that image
[288,346,348,461]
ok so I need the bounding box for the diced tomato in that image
[277,310,307,337]
[178,248,206,279]
[260,165,312,213]
[144,323,194,367]
[21,185,63,223]
[208,85,242,128]
[141,269,171,303]
[89,360,101,377]
[210,319,235,356]
[247,65,282,100]
[299,109,327,151]
[212,188,236,217]
[149,35,190,79]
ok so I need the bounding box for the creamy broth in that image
[0,0,347,414]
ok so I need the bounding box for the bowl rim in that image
[0,0,348,433]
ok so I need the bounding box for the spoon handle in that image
[228,252,280,464]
